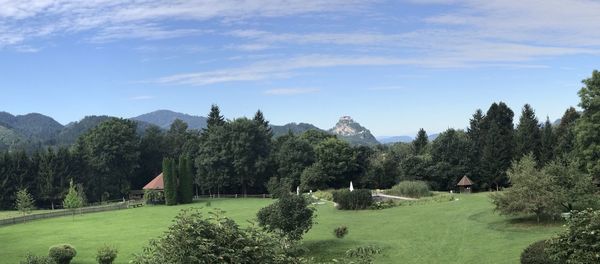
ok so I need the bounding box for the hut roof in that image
[143,173,164,190]
[457,175,473,186]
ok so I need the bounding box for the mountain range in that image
[0,109,428,151]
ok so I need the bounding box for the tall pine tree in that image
[555,107,580,158]
[575,70,600,180]
[206,104,225,129]
[481,102,514,190]
[539,117,555,166]
[412,128,429,156]
[514,104,541,161]
[467,109,485,189]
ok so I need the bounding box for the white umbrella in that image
[350,181,354,192]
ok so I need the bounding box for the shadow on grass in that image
[468,211,563,233]
[302,239,356,262]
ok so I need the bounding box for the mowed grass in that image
[0,193,561,264]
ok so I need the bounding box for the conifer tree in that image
[467,109,485,188]
[514,104,541,161]
[481,102,514,190]
[178,155,194,204]
[163,158,178,205]
[575,70,600,180]
[539,117,555,166]
[555,107,580,158]
[206,104,225,129]
[15,188,35,216]
[412,128,429,155]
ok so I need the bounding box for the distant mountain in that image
[328,116,379,146]
[57,116,113,145]
[271,122,323,137]
[377,136,413,144]
[0,112,63,143]
[132,110,207,130]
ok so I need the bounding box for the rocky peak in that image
[329,116,379,145]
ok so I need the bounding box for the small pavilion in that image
[457,175,474,193]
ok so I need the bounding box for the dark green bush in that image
[48,244,76,264]
[332,189,373,210]
[20,254,56,264]
[96,245,118,264]
[386,181,431,198]
[345,245,381,264]
[334,226,348,238]
[131,209,297,264]
[520,240,554,264]
[547,209,600,263]
[257,193,315,243]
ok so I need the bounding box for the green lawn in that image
[0,193,561,264]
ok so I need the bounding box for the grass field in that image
[0,193,561,264]
[0,209,66,220]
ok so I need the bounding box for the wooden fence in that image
[193,194,271,199]
[0,202,129,227]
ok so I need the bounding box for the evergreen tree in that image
[63,179,83,220]
[253,110,272,136]
[206,104,225,129]
[166,119,190,157]
[481,102,515,190]
[514,104,541,161]
[467,109,485,189]
[136,125,167,190]
[430,129,470,190]
[15,188,35,216]
[555,107,580,158]
[539,117,555,166]
[412,128,429,155]
[178,155,194,204]
[575,70,600,180]
[162,158,178,205]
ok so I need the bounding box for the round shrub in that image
[332,189,373,210]
[96,245,118,264]
[334,226,348,239]
[48,244,76,264]
[387,181,431,198]
[521,240,553,264]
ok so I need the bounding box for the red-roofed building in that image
[143,173,164,190]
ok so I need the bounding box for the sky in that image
[1,0,599,137]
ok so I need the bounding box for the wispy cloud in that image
[0,0,369,47]
[154,54,417,86]
[264,88,320,95]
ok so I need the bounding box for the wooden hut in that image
[457,175,474,193]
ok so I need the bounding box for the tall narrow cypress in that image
[163,157,177,206]
[178,155,194,204]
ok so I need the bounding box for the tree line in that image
[1,70,598,210]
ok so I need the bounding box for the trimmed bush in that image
[96,245,118,264]
[20,254,56,264]
[386,181,431,198]
[332,189,373,210]
[312,189,333,201]
[334,226,348,238]
[521,240,554,264]
[48,244,76,264]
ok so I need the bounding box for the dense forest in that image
[0,70,598,210]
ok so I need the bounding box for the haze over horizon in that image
[2,0,598,136]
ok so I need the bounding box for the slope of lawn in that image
[0,193,561,264]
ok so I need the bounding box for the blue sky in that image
[1,0,599,136]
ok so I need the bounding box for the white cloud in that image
[154,54,417,86]
[0,0,369,46]
[264,88,320,95]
